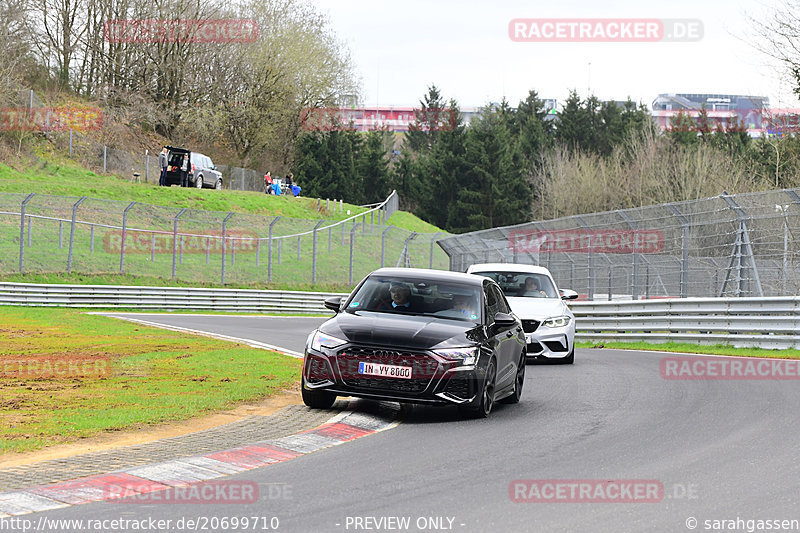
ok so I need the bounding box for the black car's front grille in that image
[336,347,440,394]
[521,319,540,333]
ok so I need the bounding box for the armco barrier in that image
[573,296,800,349]
[1,284,799,349]
[0,283,347,313]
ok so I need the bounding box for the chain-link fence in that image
[438,189,800,300]
[0,190,448,287]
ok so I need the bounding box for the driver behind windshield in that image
[376,282,416,311]
[521,276,547,297]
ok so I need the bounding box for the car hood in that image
[320,311,481,351]
[506,297,571,320]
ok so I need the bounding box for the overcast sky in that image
[312,0,799,110]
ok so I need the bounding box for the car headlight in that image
[542,315,571,328]
[433,347,479,366]
[310,331,347,352]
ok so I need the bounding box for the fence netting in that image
[438,189,800,299]
[0,191,447,287]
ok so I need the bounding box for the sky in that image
[312,0,799,111]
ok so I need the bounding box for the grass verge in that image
[577,341,800,359]
[0,307,301,454]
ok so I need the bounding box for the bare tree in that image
[747,0,800,98]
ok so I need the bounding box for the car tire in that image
[461,358,496,418]
[500,351,525,404]
[301,377,337,409]
[196,175,203,188]
[215,179,222,190]
[562,347,575,365]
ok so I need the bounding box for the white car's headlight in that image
[433,347,479,366]
[310,331,347,352]
[542,315,571,328]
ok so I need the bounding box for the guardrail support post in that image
[172,208,187,280]
[720,193,763,297]
[268,216,281,282]
[67,196,87,273]
[27,216,32,247]
[90,225,94,252]
[120,201,136,273]
[221,212,234,284]
[59,221,63,249]
[205,237,210,264]
[312,220,325,285]
[18,193,34,273]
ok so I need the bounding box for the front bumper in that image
[522,323,575,360]
[303,345,485,406]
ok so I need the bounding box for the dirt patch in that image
[0,386,303,469]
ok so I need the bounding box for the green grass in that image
[385,211,443,234]
[0,307,301,454]
[0,156,364,221]
[0,149,441,234]
[577,340,800,359]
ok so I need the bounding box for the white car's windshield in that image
[472,271,557,299]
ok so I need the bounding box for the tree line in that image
[293,85,800,233]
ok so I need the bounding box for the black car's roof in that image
[367,268,486,287]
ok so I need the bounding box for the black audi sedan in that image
[302,268,526,417]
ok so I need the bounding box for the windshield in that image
[471,271,557,299]
[345,276,482,322]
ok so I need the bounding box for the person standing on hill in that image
[159,147,168,186]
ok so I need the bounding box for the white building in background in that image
[650,93,784,136]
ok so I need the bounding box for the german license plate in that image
[358,362,412,379]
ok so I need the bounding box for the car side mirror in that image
[560,289,579,300]
[493,312,516,329]
[323,296,342,312]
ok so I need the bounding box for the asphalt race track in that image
[16,314,800,533]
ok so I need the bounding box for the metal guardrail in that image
[572,297,800,349]
[0,283,347,313]
[1,284,798,349]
